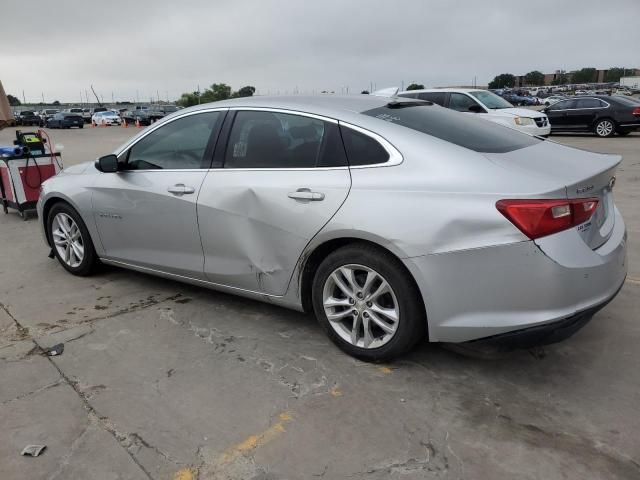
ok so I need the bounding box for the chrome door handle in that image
[167,184,195,195]
[288,188,325,201]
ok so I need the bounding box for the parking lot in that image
[1,126,639,479]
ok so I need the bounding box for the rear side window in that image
[362,104,540,153]
[575,98,604,108]
[339,126,389,166]
[418,92,446,106]
[224,111,347,168]
[548,99,576,110]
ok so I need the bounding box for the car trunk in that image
[484,140,621,250]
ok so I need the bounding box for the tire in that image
[47,202,98,276]
[594,118,615,137]
[79,124,84,129]
[311,243,426,361]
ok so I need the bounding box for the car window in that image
[224,111,346,168]
[448,93,479,112]
[417,92,446,106]
[362,103,540,154]
[575,98,604,108]
[339,126,389,166]
[547,99,576,110]
[126,111,221,170]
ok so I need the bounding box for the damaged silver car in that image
[38,95,627,360]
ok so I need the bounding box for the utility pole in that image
[197,85,201,104]
[41,92,45,104]
[22,90,26,104]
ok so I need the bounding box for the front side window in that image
[548,99,576,110]
[126,111,221,170]
[448,93,480,112]
[468,90,514,109]
[224,111,346,168]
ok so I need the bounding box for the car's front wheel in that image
[595,118,615,137]
[312,243,426,361]
[47,203,98,276]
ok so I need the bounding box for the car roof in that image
[178,95,405,121]
[398,88,484,95]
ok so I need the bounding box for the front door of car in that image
[91,110,225,279]
[197,110,351,295]
[545,99,576,129]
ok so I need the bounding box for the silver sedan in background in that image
[38,95,627,360]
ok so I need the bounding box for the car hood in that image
[488,107,545,118]
[58,160,94,175]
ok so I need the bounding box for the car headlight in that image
[514,117,535,126]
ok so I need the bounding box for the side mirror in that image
[95,154,119,173]
[468,104,484,113]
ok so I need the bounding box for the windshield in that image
[469,90,514,109]
[163,106,179,112]
[362,103,540,153]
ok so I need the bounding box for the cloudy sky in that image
[2,0,639,103]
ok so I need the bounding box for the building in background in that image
[515,68,640,87]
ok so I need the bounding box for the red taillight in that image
[496,198,599,239]
[632,107,640,116]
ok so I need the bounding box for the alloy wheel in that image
[52,212,84,268]
[596,120,614,137]
[322,264,399,349]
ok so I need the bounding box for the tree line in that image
[488,67,632,89]
[177,84,255,107]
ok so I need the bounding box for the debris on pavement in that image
[21,445,46,457]
[44,343,64,357]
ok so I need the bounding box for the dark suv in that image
[544,95,640,137]
[17,111,42,126]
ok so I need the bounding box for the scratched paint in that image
[173,467,196,480]
[378,366,394,374]
[220,412,293,465]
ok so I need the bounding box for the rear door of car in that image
[197,108,351,295]
[568,98,606,128]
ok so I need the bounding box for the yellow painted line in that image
[626,277,640,285]
[174,467,196,480]
[330,386,343,397]
[220,412,293,465]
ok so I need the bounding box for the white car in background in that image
[542,95,568,106]
[92,111,122,126]
[398,88,551,136]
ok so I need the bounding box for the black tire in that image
[311,243,426,361]
[47,202,98,276]
[594,118,616,137]
[79,124,84,129]
[616,129,631,136]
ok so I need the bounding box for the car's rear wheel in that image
[312,243,426,361]
[47,203,98,276]
[595,118,615,137]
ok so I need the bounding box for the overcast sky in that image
[2,0,639,103]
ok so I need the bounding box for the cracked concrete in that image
[1,127,639,479]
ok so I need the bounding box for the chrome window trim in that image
[338,121,404,168]
[547,98,610,112]
[227,106,338,124]
[115,107,229,158]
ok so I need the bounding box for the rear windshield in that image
[362,103,541,153]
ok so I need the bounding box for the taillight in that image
[496,198,599,239]
[632,107,640,116]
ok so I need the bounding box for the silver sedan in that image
[37,95,627,360]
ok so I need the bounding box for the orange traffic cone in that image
[101,119,107,127]
[135,119,141,128]
[122,119,128,128]
[90,121,96,128]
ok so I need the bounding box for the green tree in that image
[406,83,424,91]
[234,86,255,98]
[551,70,570,85]
[7,94,21,106]
[523,70,545,86]
[201,83,232,103]
[488,73,516,89]
[361,90,370,94]
[605,67,627,83]
[52,100,61,106]
[571,68,597,84]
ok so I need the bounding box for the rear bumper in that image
[403,208,627,343]
[468,279,623,349]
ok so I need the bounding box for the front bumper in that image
[403,208,627,343]
[517,122,551,136]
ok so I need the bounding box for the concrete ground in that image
[0,125,638,480]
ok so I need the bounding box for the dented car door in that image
[197,109,351,295]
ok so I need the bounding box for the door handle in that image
[288,188,325,201]
[167,184,195,195]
